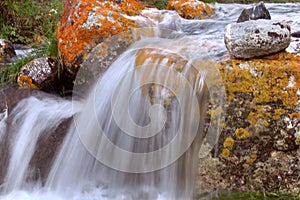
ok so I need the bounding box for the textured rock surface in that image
[56,0,145,79]
[17,57,63,93]
[0,39,16,61]
[167,0,214,20]
[237,1,271,23]
[225,20,291,59]
[197,52,300,194]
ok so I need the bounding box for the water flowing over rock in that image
[0,39,16,61]
[237,1,271,23]
[56,0,145,80]
[225,19,291,59]
[0,86,73,189]
[167,0,214,20]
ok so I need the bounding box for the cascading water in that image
[0,2,300,200]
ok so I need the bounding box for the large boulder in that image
[237,1,271,23]
[197,52,300,194]
[167,0,214,20]
[225,20,291,59]
[56,0,145,80]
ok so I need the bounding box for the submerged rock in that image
[0,39,16,61]
[237,1,271,23]
[56,0,145,80]
[225,20,291,59]
[167,0,214,20]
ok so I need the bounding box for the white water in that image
[1,3,300,200]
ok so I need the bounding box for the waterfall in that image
[1,96,73,193]
[44,34,225,199]
[0,33,225,199]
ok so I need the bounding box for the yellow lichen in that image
[247,106,271,125]
[295,138,300,145]
[273,108,286,120]
[223,137,235,148]
[290,112,300,119]
[246,154,257,164]
[235,128,250,140]
[207,107,224,119]
[221,148,230,159]
[218,52,300,109]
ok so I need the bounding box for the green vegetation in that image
[0,0,63,44]
[0,0,63,85]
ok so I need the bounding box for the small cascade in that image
[45,34,223,199]
[0,96,73,193]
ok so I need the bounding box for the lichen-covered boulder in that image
[56,0,145,79]
[237,1,271,23]
[17,57,62,93]
[197,52,300,193]
[167,0,214,20]
[0,39,16,61]
[225,20,291,59]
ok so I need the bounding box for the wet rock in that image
[225,20,291,59]
[167,0,214,20]
[0,86,72,184]
[75,31,137,96]
[17,57,63,94]
[237,1,271,23]
[0,39,16,60]
[56,0,145,80]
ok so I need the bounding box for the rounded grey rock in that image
[224,19,291,59]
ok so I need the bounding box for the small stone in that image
[225,20,291,59]
[237,1,271,23]
[17,57,61,93]
[0,39,16,60]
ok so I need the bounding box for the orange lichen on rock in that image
[57,0,145,69]
[17,75,38,89]
[167,0,214,20]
